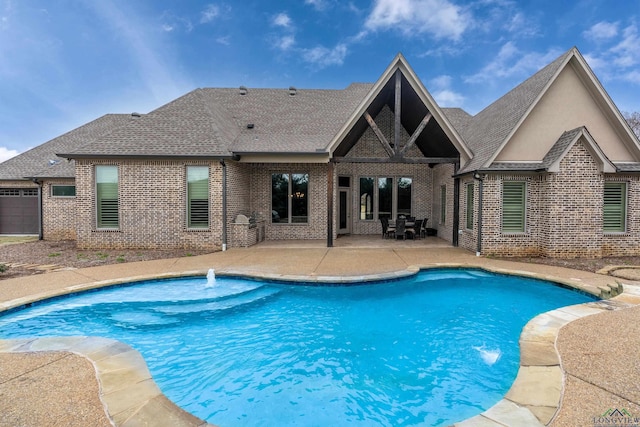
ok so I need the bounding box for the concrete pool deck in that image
[1,243,640,426]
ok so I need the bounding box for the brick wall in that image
[602,175,640,256]
[458,178,477,252]
[74,159,222,250]
[335,162,432,235]
[42,179,77,240]
[431,163,455,242]
[334,105,434,236]
[476,140,640,258]
[249,163,329,241]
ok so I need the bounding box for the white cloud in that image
[623,70,640,84]
[273,12,292,28]
[275,35,295,51]
[0,146,19,162]
[160,11,194,33]
[305,0,329,10]
[585,24,640,83]
[465,42,562,83]
[583,21,619,42]
[364,0,471,41]
[503,12,538,37]
[582,53,607,71]
[302,43,348,68]
[429,75,465,107]
[431,75,453,89]
[611,24,640,67]
[200,4,220,23]
[433,89,465,107]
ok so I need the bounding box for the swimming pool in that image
[0,268,594,426]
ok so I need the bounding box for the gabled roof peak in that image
[542,126,616,173]
[326,52,473,165]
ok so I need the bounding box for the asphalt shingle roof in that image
[482,127,585,172]
[7,47,640,178]
[540,127,584,169]
[457,50,572,174]
[64,83,374,158]
[64,91,234,158]
[0,114,133,181]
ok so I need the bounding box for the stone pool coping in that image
[1,262,639,426]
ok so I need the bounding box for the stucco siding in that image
[496,64,637,162]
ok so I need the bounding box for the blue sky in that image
[1,0,640,162]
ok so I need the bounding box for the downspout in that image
[32,179,43,240]
[220,160,227,251]
[452,162,460,247]
[327,161,334,248]
[474,173,484,257]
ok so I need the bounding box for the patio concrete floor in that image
[1,238,639,426]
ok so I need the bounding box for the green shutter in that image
[466,183,474,230]
[96,165,119,228]
[187,166,209,228]
[502,182,526,233]
[604,183,626,232]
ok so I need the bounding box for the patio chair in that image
[420,219,428,238]
[380,217,396,239]
[395,218,406,240]
[408,219,422,240]
[380,218,388,239]
[386,218,396,238]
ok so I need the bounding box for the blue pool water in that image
[0,269,594,426]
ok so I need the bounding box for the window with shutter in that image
[466,183,474,230]
[96,165,119,229]
[502,181,526,233]
[187,166,209,228]
[604,182,626,232]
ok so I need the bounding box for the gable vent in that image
[239,86,248,95]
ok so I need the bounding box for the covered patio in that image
[325,61,472,247]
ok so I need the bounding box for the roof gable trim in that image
[484,47,640,168]
[546,127,616,173]
[482,49,574,169]
[326,53,473,166]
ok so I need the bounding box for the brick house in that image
[1,47,639,258]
